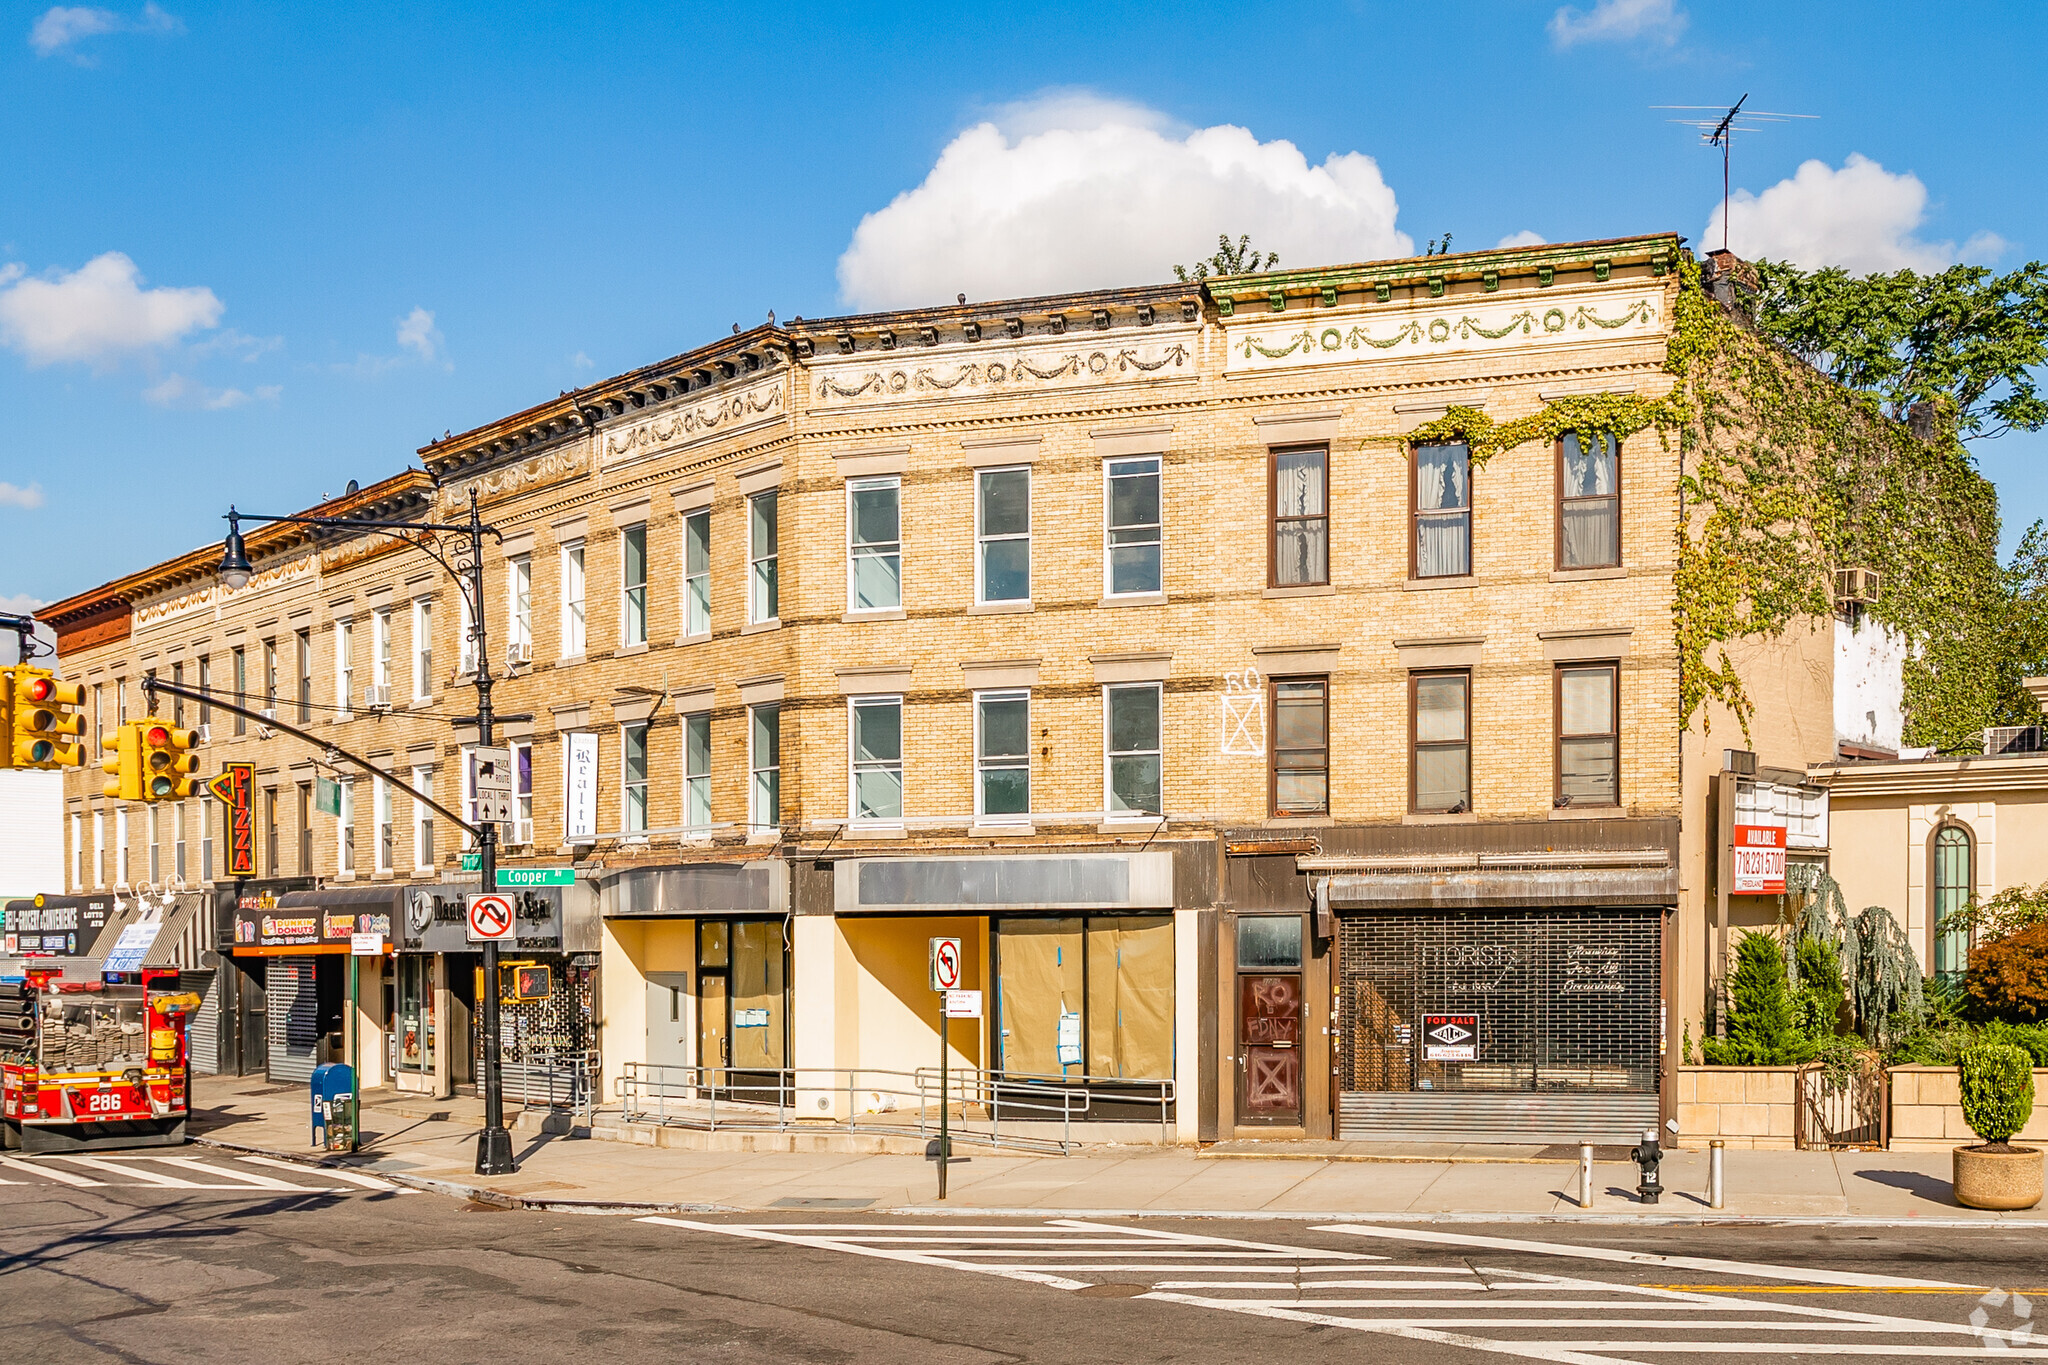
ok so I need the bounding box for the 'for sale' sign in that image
[1732,824,1788,894]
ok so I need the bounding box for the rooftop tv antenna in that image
[1653,94,1817,253]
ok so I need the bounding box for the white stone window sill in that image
[842,608,906,623]
[746,831,781,846]
[333,871,357,883]
[1551,565,1626,582]
[1098,817,1166,834]
[969,600,1033,615]
[1403,811,1478,825]
[1264,584,1335,598]
[675,633,712,648]
[410,696,434,710]
[1549,804,1623,820]
[1099,593,1167,608]
[558,653,586,667]
[1403,576,1475,592]
[615,643,651,659]
[741,619,781,636]
[971,821,1035,837]
[846,823,906,840]
[372,870,395,882]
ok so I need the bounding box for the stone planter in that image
[1952,1144,2045,1211]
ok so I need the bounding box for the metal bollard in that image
[1709,1139,1725,1210]
[1579,1142,1595,1209]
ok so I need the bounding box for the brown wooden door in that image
[1237,972,1303,1123]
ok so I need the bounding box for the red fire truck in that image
[1,966,197,1153]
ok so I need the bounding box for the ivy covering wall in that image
[1405,257,2008,747]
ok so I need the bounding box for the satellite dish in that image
[345,479,359,496]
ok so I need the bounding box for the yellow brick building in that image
[31,233,1861,1144]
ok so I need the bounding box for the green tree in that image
[1174,234,1279,285]
[1702,931,1816,1065]
[1751,261,2048,440]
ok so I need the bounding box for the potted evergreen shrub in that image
[1953,1042,2042,1210]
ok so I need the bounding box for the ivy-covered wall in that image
[1406,257,2007,749]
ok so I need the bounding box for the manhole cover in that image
[768,1197,875,1210]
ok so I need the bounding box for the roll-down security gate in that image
[1336,907,1662,1144]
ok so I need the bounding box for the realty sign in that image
[1732,824,1788,895]
[1422,1013,1478,1062]
[209,762,256,876]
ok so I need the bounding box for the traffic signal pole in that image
[206,489,517,1178]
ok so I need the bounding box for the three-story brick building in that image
[33,232,1873,1143]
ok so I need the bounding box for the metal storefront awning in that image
[604,860,788,918]
[1308,849,1677,910]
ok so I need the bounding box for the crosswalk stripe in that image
[0,1154,103,1186]
[1321,1224,1981,1291]
[235,1154,397,1190]
[146,1156,317,1190]
[46,1154,205,1186]
[652,1216,2033,1362]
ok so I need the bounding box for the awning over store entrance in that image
[1309,849,1676,910]
[604,860,788,917]
[832,852,1174,914]
[231,885,403,955]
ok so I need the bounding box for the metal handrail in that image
[617,1063,1174,1153]
[504,1048,600,1131]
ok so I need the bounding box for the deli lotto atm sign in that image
[1732,824,1788,894]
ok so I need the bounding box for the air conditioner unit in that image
[363,685,391,709]
[259,706,277,722]
[1834,567,1881,606]
[197,723,211,743]
[1984,725,2043,756]
[506,642,531,667]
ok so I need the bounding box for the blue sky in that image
[3,0,2044,608]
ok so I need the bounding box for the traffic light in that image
[8,668,86,769]
[139,717,200,801]
[102,723,142,801]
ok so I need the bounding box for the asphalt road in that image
[2,1148,2043,1364]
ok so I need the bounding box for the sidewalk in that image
[186,1074,2038,1224]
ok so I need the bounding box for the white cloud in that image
[1705,153,2007,273]
[0,251,222,366]
[0,482,46,510]
[0,592,47,616]
[1496,230,1548,249]
[835,94,1412,310]
[1549,0,1687,48]
[143,373,281,410]
[570,351,594,370]
[30,3,178,59]
[395,305,442,362]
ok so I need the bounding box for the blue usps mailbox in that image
[311,1063,355,1150]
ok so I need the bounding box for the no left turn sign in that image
[467,893,515,943]
[929,936,962,991]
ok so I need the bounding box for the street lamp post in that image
[217,490,517,1176]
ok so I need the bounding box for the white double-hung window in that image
[334,618,353,717]
[683,510,711,638]
[560,540,587,657]
[976,467,1030,604]
[508,554,533,659]
[847,477,901,611]
[975,690,1030,820]
[1104,683,1163,819]
[749,704,780,832]
[850,696,904,824]
[1105,456,1163,596]
[748,493,778,624]
[684,713,712,833]
[411,599,433,700]
[621,522,648,647]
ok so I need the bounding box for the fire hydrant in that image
[1632,1127,1663,1204]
